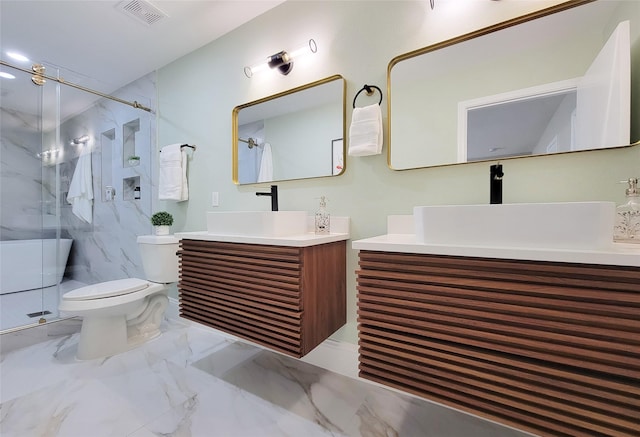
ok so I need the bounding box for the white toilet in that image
[59,235,179,360]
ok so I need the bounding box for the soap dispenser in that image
[315,196,330,235]
[614,178,640,243]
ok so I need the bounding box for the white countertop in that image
[352,233,640,267]
[177,231,349,247]
[176,216,350,247]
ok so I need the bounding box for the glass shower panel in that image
[55,72,155,289]
[1,61,156,332]
[0,65,52,330]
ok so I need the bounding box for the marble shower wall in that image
[0,124,45,241]
[0,65,54,242]
[41,73,157,285]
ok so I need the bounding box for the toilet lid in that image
[63,278,150,301]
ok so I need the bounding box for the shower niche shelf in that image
[123,118,140,168]
[123,176,140,201]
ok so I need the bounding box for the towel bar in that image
[159,144,196,152]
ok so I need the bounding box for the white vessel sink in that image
[206,211,308,237]
[413,202,616,250]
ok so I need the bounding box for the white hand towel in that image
[257,142,273,182]
[348,103,383,156]
[159,144,189,201]
[180,147,189,201]
[66,150,93,223]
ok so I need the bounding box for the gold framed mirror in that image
[233,75,346,184]
[388,0,639,170]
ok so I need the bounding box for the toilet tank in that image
[136,235,179,283]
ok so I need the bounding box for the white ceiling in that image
[0,0,284,128]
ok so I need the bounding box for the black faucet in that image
[490,164,504,205]
[256,185,278,211]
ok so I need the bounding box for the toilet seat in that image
[63,278,149,301]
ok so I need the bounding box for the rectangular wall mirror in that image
[388,0,639,170]
[233,75,346,184]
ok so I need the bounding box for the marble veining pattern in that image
[1,317,534,437]
[2,72,156,289]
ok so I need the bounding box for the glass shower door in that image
[0,64,59,330]
[2,59,156,332]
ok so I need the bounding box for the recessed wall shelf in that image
[123,176,140,201]
[123,118,140,168]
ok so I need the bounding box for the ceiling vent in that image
[117,0,168,26]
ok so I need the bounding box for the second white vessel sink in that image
[206,211,308,237]
[413,202,616,250]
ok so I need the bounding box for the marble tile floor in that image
[0,317,534,437]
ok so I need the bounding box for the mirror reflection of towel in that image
[159,144,189,201]
[257,142,273,182]
[348,103,383,156]
[66,150,93,223]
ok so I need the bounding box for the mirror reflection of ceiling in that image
[466,91,575,161]
[389,0,639,170]
[233,75,345,185]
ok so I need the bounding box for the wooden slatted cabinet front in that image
[179,239,346,358]
[356,250,640,437]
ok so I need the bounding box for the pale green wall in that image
[156,1,640,344]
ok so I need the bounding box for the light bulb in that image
[288,39,317,59]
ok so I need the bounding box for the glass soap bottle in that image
[613,177,640,243]
[315,196,330,235]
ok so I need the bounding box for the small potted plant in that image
[151,211,173,235]
[128,155,141,166]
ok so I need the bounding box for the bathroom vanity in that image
[352,212,639,437]
[176,216,349,358]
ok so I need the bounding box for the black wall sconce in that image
[244,39,317,78]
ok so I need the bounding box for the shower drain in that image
[27,310,52,318]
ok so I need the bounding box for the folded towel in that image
[67,150,94,223]
[257,142,273,182]
[159,144,189,202]
[348,103,383,156]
